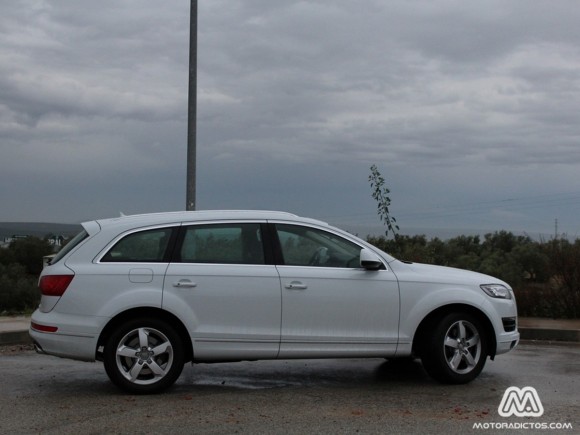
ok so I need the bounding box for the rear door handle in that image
[285,281,307,290]
[173,280,197,288]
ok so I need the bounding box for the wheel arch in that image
[96,307,193,362]
[412,303,497,360]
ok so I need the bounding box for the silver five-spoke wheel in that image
[115,327,174,385]
[443,320,482,374]
[104,318,184,394]
[421,312,488,384]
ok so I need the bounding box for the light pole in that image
[186,0,197,211]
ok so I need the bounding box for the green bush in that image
[7,237,53,275]
[0,263,40,314]
[0,236,51,314]
[514,285,580,319]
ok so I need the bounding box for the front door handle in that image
[173,280,197,288]
[285,281,307,290]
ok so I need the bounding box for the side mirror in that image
[360,248,383,271]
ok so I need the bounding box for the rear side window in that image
[179,223,265,264]
[101,228,174,263]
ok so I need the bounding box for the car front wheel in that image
[421,312,488,384]
[103,318,185,394]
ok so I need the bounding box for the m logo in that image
[498,386,544,417]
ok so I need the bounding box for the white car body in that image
[30,211,519,393]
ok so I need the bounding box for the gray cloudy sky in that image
[2,0,580,238]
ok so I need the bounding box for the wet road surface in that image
[0,342,578,434]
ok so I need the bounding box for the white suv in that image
[30,211,519,393]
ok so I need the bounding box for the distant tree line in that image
[1,233,579,318]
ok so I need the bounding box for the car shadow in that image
[374,358,433,384]
[175,358,435,392]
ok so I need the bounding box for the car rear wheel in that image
[103,318,184,394]
[421,312,488,384]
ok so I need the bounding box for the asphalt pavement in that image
[1,341,579,433]
[1,315,579,346]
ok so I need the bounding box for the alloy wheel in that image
[443,320,482,374]
[115,327,174,385]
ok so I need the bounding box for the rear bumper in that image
[29,328,98,362]
[29,309,106,362]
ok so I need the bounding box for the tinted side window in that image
[179,223,265,264]
[276,224,362,268]
[101,228,173,262]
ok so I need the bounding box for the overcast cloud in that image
[1,0,580,238]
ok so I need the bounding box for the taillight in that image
[39,275,74,296]
[31,322,58,333]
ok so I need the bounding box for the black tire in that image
[103,318,185,394]
[421,312,488,384]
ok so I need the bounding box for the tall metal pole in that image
[186,0,198,211]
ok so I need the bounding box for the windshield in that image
[50,230,88,264]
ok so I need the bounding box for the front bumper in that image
[496,330,520,355]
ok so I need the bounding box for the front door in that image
[273,223,400,358]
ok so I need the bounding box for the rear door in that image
[163,222,282,360]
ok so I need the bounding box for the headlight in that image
[480,284,512,299]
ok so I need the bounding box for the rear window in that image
[50,230,89,265]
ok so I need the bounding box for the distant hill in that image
[0,222,82,240]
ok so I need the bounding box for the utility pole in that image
[186,0,198,211]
